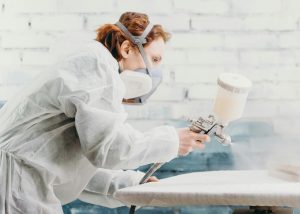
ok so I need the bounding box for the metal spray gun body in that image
[188,114,231,146]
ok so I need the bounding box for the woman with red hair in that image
[0,12,209,213]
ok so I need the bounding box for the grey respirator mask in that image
[115,21,163,105]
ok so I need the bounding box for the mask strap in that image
[115,21,153,75]
[136,43,151,74]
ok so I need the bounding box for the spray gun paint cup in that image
[213,73,252,126]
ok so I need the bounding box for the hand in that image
[146,176,159,182]
[177,127,210,156]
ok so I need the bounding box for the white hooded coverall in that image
[0,40,179,214]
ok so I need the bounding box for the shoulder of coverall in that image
[51,39,120,89]
[87,40,119,72]
[53,40,125,117]
[54,40,119,74]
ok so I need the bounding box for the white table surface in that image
[114,170,300,208]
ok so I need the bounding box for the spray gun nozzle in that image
[215,133,232,146]
[215,123,232,146]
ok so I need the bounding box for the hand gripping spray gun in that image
[129,73,252,214]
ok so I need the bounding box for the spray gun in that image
[129,73,252,214]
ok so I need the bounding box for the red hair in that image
[95,12,171,61]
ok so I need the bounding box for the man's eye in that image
[153,57,159,62]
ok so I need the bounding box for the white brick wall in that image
[59,0,115,13]
[116,0,173,14]
[187,50,238,65]
[30,15,83,31]
[230,0,282,14]
[173,0,229,14]
[240,50,296,66]
[0,14,29,31]
[5,0,58,13]
[85,14,119,31]
[1,33,54,48]
[280,32,300,48]
[0,50,21,66]
[224,33,278,49]
[191,16,245,31]
[151,14,190,32]
[170,33,223,48]
[1,0,300,136]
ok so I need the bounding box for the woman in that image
[0,12,210,213]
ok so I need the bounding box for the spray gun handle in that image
[187,115,231,146]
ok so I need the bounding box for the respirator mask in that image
[115,21,163,105]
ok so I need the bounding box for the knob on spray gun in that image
[128,73,252,214]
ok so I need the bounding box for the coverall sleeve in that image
[82,168,145,196]
[72,98,179,169]
[54,46,180,170]
[77,168,145,208]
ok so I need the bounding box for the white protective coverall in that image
[0,40,179,214]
